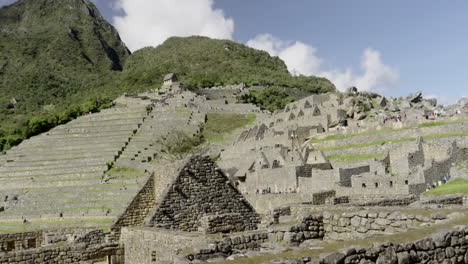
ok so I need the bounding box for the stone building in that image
[145,155,260,233]
[163,73,178,85]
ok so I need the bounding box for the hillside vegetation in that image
[0,0,336,151]
[0,0,130,150]
[121,36,335,94]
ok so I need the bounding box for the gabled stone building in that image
[110,156,260,238]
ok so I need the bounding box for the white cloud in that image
[247,33,399,92]
[113,0,234,51]
[246,34,322,76]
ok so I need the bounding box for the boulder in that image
[408,91,423,103]
[425,98,437,107]
[322,252,345,264]
[376,248,397,264]
[347,86,358,93]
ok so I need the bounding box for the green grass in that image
[0,218,114,226]
[8,206,126,213]
[456,161,468,169]
[107,166,143,175]
[316,131,468,151]
[21,183,138,190]
[327,153,384,162]
[203,113,256,142]
[425,178,468,195]
[0,218,114,233]
[310,119,468,143]
[318,138,415,151]
[424,131,468,140]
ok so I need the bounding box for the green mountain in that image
[121,36,335,93]
[0,1,335,151]
[0,0,130,150]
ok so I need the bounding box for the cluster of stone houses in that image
[219,93,468,206]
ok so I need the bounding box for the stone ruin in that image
[218,90,468,212]
[0,81,466,263]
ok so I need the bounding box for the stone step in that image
[0,171,104,183]
[75,112,147,122]
[1,185,140,202]
[49,124,140,135]
[11,142,126,156]
[22,131,132,143]
[68,118,144,127]
[0,217,116,233]
[9,199,133,212]
[0,206,128,220]
[1,178,141,192]
[0,159,105,171]
[0,157,110,167]
[45,127,137,136]
[5,148,121,160]
[0,165,108,177]
[7,151,118,163]
[10,139,129,151]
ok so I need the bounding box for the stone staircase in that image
[116,101,206,168]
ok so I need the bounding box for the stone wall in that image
[147,156,260,233]
[191,232,270,261]
[268,215,324,246]
[121,227,208,264]
[338,165,370,187]
[0,242,123,264]
[110,174,155,240]
[352,196,417,207]
[0,231,42,252]
[75,229,105,245]
[245,193,314,214]
[43,228,100,245]
[317,226,468,264]
[323,211,445,240]
[421,194,465,205]
[312,190,336,205]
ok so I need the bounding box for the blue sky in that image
[1,0,467,103]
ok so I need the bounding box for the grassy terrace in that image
[107,166,143,175]
[213,215,468,264]
[310,119,468,143]
[203,113,256,142]
[10,154,116,163]
[7,206,126,214]
[327,153,384,162]
[316,131,468,151]
[0,218,114,233]
[0,165,106,173]
[425,178,468,195]
[21,183,138,191]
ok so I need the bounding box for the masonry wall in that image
[268,215,324,246]
[0,242,123,264]
[244,166,297,194]
[121,227,208,264]
[148,156,259,233]
[338,165,370,187]
[245,193,314,214]
[0,231,42,253]
[323,211,445,240]
[110,174,155,240]
[315,227,468,264]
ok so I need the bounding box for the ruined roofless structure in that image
[219,92,468,211]
[163,73,178,86]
